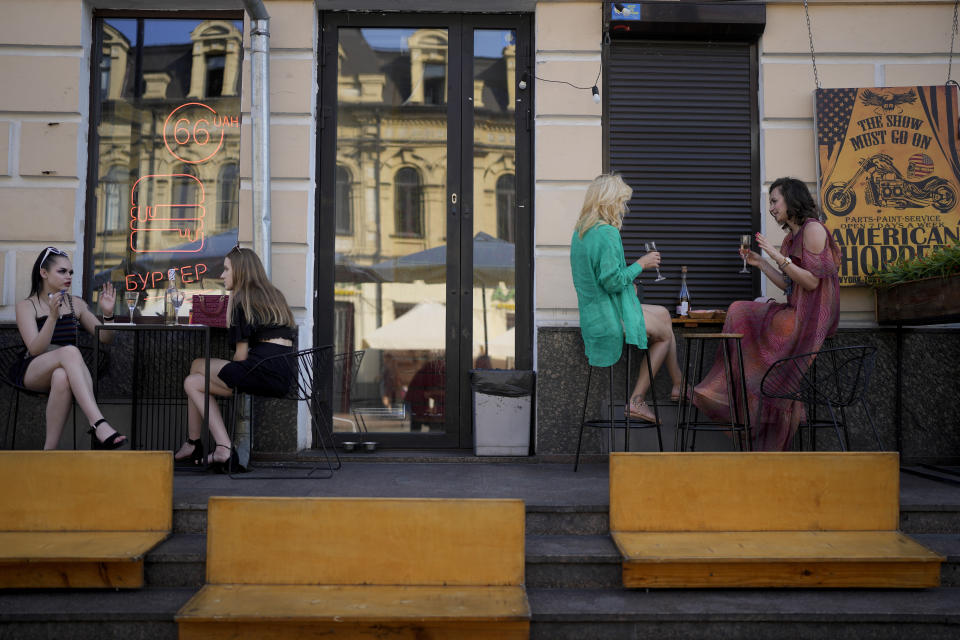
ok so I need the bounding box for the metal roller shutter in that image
[608,40,759,310]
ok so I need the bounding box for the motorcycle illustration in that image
[823,152,957,216]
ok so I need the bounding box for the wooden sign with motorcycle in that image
[815,85,960,286]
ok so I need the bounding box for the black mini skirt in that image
[217,343,295,398]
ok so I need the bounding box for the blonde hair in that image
[225,247,296,328]
[574,174,633,237]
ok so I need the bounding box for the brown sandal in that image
[625,397,657,423]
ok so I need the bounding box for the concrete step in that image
[527,587,960,640]
[526,534,620,589]
[0,586,194,640]
[143,531,960,591]
[145,534,205,589]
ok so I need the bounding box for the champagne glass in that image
[739,234,751,273]
[644,241,667,282]
[172,290,185,324]
[124,291,139,322]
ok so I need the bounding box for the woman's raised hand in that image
[753,232,783,264]
[638,251,661,271]
[99,282,116,317]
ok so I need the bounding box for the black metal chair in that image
[760,345,883,451]
[574,344,663,472]
[0,339,108,450]
[331,349,365,435]
[226,344,339,478]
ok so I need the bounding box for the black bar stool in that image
[675,332,751,451]
[574,344,663,471]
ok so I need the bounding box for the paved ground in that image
[172,456,960,509]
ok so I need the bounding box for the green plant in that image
[866,243,960,288]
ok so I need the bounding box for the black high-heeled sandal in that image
[174,438,204,466]
[88,418,127,450]
[208,444,246,474]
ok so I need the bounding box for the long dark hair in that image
[771,177,821,230]
[225,247,295,328]
[29,246,69,297]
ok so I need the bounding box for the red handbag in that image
[191,294,229,328]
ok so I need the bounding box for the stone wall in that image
[536,325,960,464]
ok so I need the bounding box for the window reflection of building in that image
[334,27,518,420]
[217,163,239,227]
[205,54,226,97]
[335,165,353,235]
[102,165,129,232]
[91,18,242,303]
[496,173,515,243]
[394,167,423,238]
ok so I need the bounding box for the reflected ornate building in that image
[334,29,517,378]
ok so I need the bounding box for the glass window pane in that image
[335,27,448,434]
[472,29,517,370]
[91,17,243,316]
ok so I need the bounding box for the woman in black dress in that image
[174,247,296,471]
[12,246,126,450]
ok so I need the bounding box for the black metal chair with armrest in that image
[0,338,109,450]
[225,344,338,478]
[332,349,365,435]
[760,344,883,451]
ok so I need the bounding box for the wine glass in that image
[124,291,139,322]
[739,234,752,274]
[172,290,185,324]
[643,241,667,282]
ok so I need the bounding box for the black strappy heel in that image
[174,437,204,466]
[88,418,126,450]
[209,444,245,474]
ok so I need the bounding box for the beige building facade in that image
[0,0,955,451]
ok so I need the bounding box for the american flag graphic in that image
[907,153,934,179]
[816,88,858,160]
[917,85,960,183]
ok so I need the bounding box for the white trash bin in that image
[471,370,535,456]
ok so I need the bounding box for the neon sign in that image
[125,101,240,298]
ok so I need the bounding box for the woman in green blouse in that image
[570,174,681,422]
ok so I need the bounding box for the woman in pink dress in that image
[692,177,841,451]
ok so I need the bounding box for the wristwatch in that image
[779,256,793,270]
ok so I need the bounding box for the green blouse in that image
[570,223,647,367]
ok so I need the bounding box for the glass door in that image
[318,13,531,448]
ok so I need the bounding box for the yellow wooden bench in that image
[176,496,530,639]
[0,451,172,589]
[609,452,943,588]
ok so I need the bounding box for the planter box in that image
[875,275,960,325]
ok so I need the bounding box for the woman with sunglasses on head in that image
[12,247,126,450]
[175,247,297,472]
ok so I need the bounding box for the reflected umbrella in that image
[370,232,515,354]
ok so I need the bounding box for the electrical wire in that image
[529,63,602,92]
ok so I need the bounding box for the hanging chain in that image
[948,0,960,84]
[803,0,821,89]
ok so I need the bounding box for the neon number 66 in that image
[163,102,225,164]
[173,118,211,146]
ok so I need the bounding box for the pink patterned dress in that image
[692,219,841,451]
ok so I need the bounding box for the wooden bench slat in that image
[177,584,531,622]
[612,531,945,562]
[206,497,525,586]
[0,531,169,561]
[178,619,530,640]
[610,452,900,532]
[620,560,942,589]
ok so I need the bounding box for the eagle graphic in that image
[860,88,918,114]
